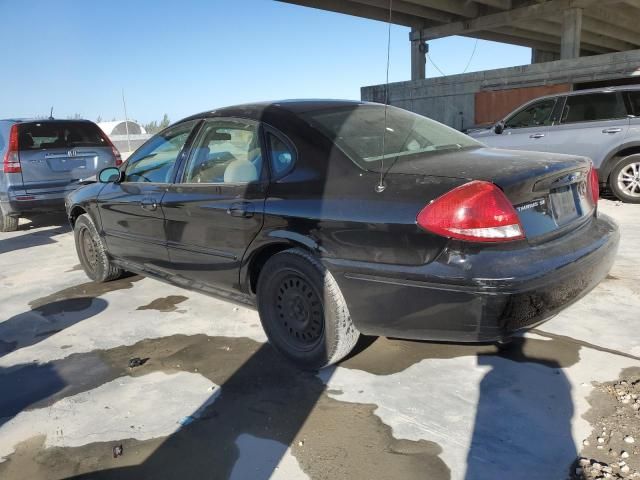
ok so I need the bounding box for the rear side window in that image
[626,91,640,117]
[18,121,109,150]
[561,93,627,124]
[267,133,295,178]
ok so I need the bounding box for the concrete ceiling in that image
[278,0,640,56]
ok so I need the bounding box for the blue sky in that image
[0,0,531,124]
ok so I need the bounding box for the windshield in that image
[302,104,481,170]
[18,121,109,150]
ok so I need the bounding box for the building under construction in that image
[281,0,640,129]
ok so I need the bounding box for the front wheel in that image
[256,248,360,370]
[74,213,124,282]
[609,155,640,203]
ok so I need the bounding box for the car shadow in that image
[0,213,70,255]
[465,337,578,480]
[64,342,329,479]
[0,298,108,358]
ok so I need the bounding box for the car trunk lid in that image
[383,147,595,240]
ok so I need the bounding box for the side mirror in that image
[99,167,122,184]
[494,122,505,135]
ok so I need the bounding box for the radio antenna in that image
[376,0,392,194]
[49,107,54,120]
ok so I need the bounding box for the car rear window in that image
[302,104,480,170]
[18,121,110,150]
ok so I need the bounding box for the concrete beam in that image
[472,0,512,9]
[516,18,636,52]
[583,6,640,41]
[409,0,599,40]
[276,0,426,27]
[349,0,454,23]
[410,0,479,18]
[561,7,582,59]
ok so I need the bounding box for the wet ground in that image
[0,202,638,480]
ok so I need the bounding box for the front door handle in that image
[140,197,158,211]
[602,128,623,134]
[227,201,254,218]
[530,133,545,139]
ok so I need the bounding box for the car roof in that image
[181,99,378,123]
[0,118,94,124]
[531,84,640,103]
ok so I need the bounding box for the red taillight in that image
[417,180,525,243]
[99,130,122,166]
[3,124,21,173]
[588,166,599,204]
[112,146,123,167]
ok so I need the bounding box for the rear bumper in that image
[325,213,619,343]
[0,188,67,216]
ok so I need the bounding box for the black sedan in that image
[66,100,619,369]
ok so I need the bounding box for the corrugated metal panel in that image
[474,84,571,126]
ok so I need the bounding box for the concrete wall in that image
[361,49,640,130]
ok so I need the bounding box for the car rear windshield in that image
[18,121,109,150]
[302,104,480,170]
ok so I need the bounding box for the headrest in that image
[224,159,258,183]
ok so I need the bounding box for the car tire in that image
[256,248,360,369]
[609,155,640,203]
[74,213,124,282]
[0,207,19,232]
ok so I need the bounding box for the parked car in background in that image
[469,86,640,203]
[66,100,618,369]
[0,119,121,231]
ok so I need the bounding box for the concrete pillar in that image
[561,8,582,60]
[411,28,426,81]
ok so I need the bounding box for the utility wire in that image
[427,54,447,76]
[462,39,479,74]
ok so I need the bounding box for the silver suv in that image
[470,86,640,203]
[0,119,121,231]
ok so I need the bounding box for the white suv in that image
[470,86,640,203]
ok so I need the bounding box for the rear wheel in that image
[256,248,360,370]
[609,155,640,203]
[74,213,124,282]
[0,206,19,232]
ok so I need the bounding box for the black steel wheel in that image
[74,213,124,282]
[257,248,360,369]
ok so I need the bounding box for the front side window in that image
[505,99,556,130]
[561,93,627,124]
[302,105,480,170]
[124,120,197,183]
[182,119,261,184]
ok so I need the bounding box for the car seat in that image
[224,159,258,183]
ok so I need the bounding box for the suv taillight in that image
[112,146,123,167]
[99,130,122,166]
[588,166,599,204]
[3,124,21,173]
[417,180,525,242]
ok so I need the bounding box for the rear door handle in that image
[140,197,158,211]
[227,201,254,218]
[530,133,545,139]
[602,128,623,134]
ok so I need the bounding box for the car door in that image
[161,117,268,291]
[480,97,557,150]
[543,92,630,168]
[98,120,199,269]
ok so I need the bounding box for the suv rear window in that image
[18,121,109,150]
